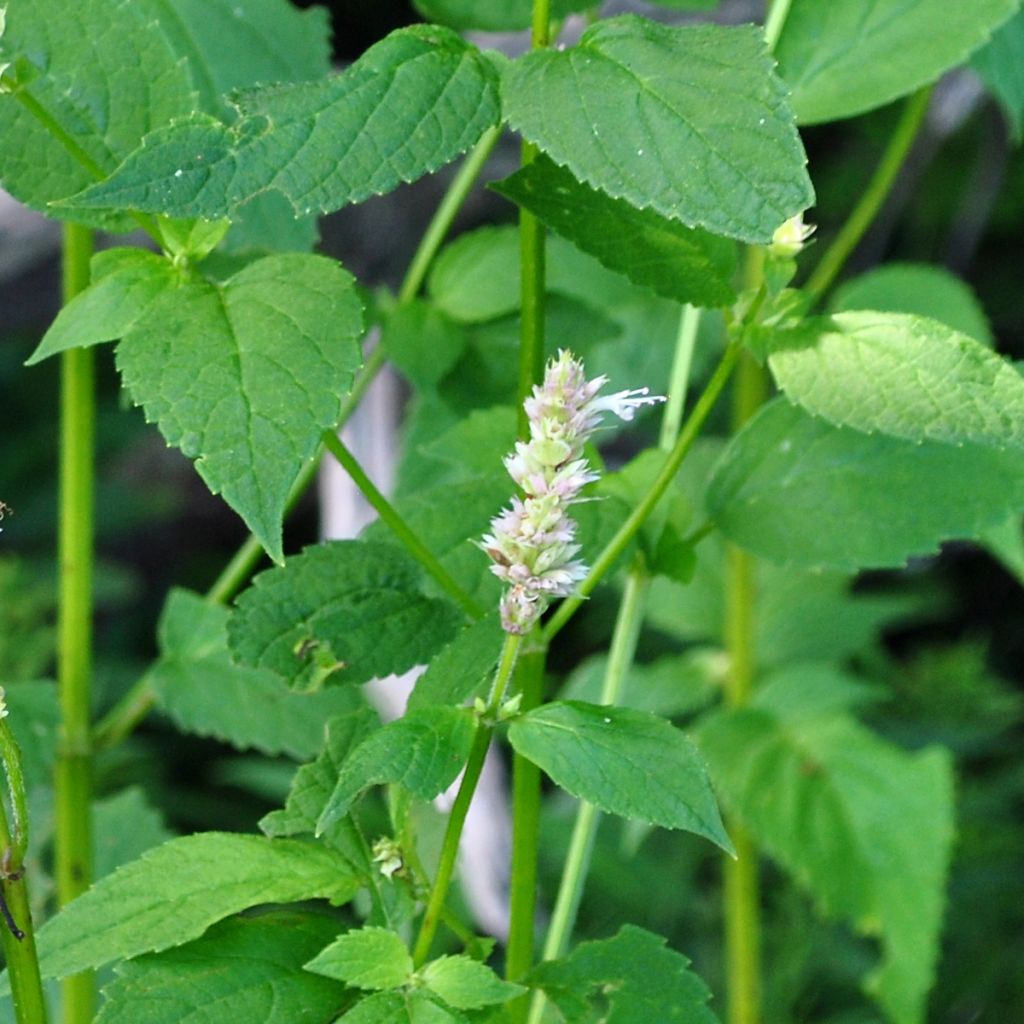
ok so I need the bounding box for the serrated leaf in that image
[420,955,523,1009]
[114,254,362,562]
[507,701,731,852]
[707,399,1024,570]
[26,250,177,365]
[412,0,587,31]
[96,913,346,1024]
[0,0,196,229]
[341,990,468,1024]
[93,788,173,881]
[766,311,1024,448]
[150,589,365,760]
[530,924,719,1024]
[318,707,477,833]
[229,541,463,689]
[408,613,504,712]
[492,155,736,307]
[20,833,360,985]
[973,9,1024,141]
[305,926,413,990]
[696,687,955,1024]
[68,25,501,220]
[830,263,993,346]
[776,0,1018,124]
[501,16,813,243]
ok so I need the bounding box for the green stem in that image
[411,633,522,966]
[803,87,932,307]
[322,433,484,619]
[55,224,95,1024]
[658,305,700,450]
[542,341,741,644]
[763,0,794,51]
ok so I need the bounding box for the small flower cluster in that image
[481,350,664,634]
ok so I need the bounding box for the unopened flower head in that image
[482,350,664,634]
[769,213,815,259]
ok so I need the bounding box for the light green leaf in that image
[530,925,720,1024]
[229,542,463,689]
[766,311,1024,448]
[501,16,813,243]
[114,254,362,562]
[830,263,993,346]
[305,926,412,990]
[93,788,173,881]
[150,590,364,760]
[408,613,504,712]
[697,689,955,1024]
[68,25,501,220]
[427,227,525,324]
[492,155,736,307]
[973,9,1024,141]
[507,701,731,852]
[95,913,346,1024]
[0,0,196,228]
[317,707,477,833]
[420,955,523,1009]
[341,991,468,1024]
[25,834,360,983]
[707,399,1024,570]
[26,250,177,365]
[776,0,1018,124]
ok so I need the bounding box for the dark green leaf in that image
[501,17,813,243]
[382,302,466,389]
[973,9,1024,141]
[340,990,468,1024]
[507,701,731,852]
[3,681,59,789]
[93,788,173,881]
[408,613,504,711]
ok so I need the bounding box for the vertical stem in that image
[55,223,95,1024]
[763,0,794,51]
[658,305,700,451]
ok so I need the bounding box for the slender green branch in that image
[803,87,932,306]
[412,633,522,966]
[659,305,700,450]
[763,0,794,52]
[322,433,484,619]
[542,341,742,644]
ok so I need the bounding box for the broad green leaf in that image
[96,913,346,1024]
[317,707,477,833]
[341,991,468,1024]
[3,681,59,788]
[428,227,526,324]
[492,156,736,307]
[501,17,813,243]
[412,0,587,31]
[229,542,462,689]
[530,924,720,1024]
[697,688,955,1024]
[26,250,177,365]
[150,590,364,760]
[0,0,196,228]
[707,399,1024,570]
[113,254,362,562]
[507,701,731,852]
[830,263,993,346]
[765,311,1024,449]
[420,956,523,1009]
[382,302,466,389]
[408,613,504,712]
[69,26,502,220]
[973,9,1024,141]
[26,833,360,983]
[305,926,412,990]
[775,0,1018,124]
[93,789,173,881]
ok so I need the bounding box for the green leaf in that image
[408,613,504,712]
[68,25,502,220]
[973,9,1024,141]
[229,541,463,689]
[95,913,346,1024]
[830,263,994,346]
[93,788,173,881]
[3,681,59,789]
[305,926,413,990]
[114,254,362,562]
[492,155,736,308]
[341,991,468,1024]
[25,833,360,983]
[980,513,1024,584]
[150,590,365,760]
[420,955,523,1009]
[26,250,177,365]
[775,0,1019,124]
[317,707,477,833]
[507,701,731,852]
[0,0,196,228]
[427,227,525,324]
[765,311,1024,448]
[501,16,813,243]
[412,0,587,32]
[530,924,720,1024]
[707,399,1024,570]
[382,302,466,390]
[696,688,955,1024]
